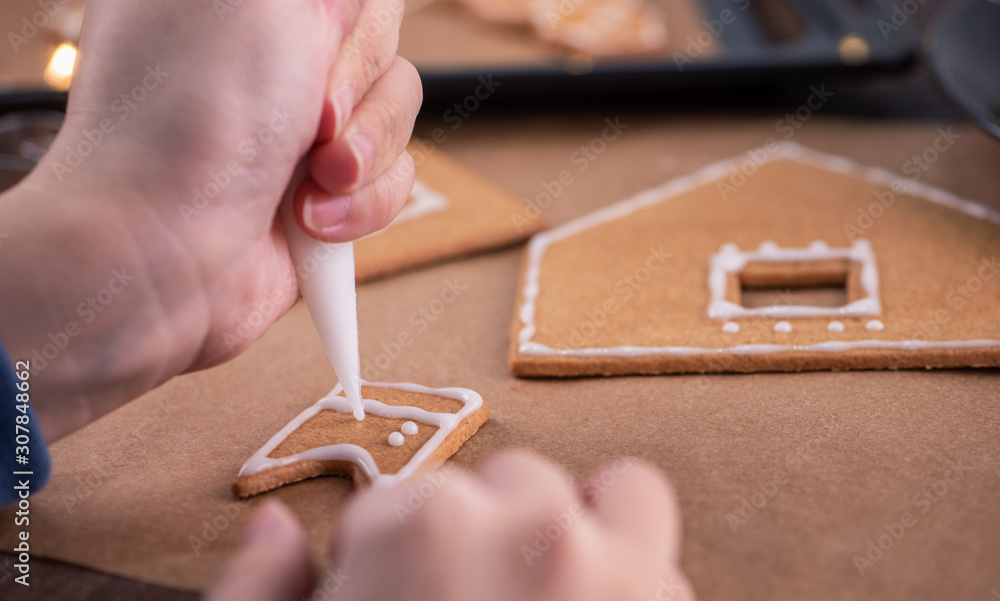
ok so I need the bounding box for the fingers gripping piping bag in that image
[280,193,365,421]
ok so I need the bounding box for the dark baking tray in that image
[0,0,920,110]
[407,0,921,102]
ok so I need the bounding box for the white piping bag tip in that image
[281,193,366,421]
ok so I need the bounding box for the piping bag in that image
[280,192,366,421]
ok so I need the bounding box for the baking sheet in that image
[0,116,998,599]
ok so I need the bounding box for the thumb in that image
[205,501,316,601]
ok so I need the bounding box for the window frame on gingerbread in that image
[707,239,882,320]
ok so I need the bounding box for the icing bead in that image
[866,319,885,331]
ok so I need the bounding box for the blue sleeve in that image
[0,342,50,507]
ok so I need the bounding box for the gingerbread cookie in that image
[510,143,1000,376]
[528,0,668,56]
[233,381,488,497]
[354,147,547,282]
[460,0,533,25]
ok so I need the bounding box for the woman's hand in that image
[207,452,696,601]
[0,0,421,440]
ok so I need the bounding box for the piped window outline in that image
[707,239,881,320]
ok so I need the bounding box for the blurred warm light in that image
[43,43,78,89]
[838,34,870,66]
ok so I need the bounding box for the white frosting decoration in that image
[866,319,885,331]
[774,321,792,333]
[368,180,449,236]
[401,421,418,435]
[515,143,1000,359]
[707,239,881,320]
[388,432,405,447]
[280,199,365,420]
[828,321,845,332]
[722,321,740,333]
[238,381,484,488]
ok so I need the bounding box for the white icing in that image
[722,321,740,333]
[515,143,1000,359]
[367,180,449,236]
[774,321,792,333]
[758,241,779,254]
[237,381,484,488]
[280,198,365,420]
[388,432,405,447]
[828,321,845,332]
[866,319,885,331]
[401,421,418,435]
[707,239,881,320]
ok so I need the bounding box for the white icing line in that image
[515,143,1000,358]
[238,381,484,488]
[517,339,1000,357]
[369,180,449,236]
[707,239,881,319]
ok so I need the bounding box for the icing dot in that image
[827,321,845,332]
[758,241,779,254]
[866,319,885,331]
[388,432,405,447]
[722,321,740,333]
[809,240,829,252]
[401,421,418,436]
[773,321,792,333]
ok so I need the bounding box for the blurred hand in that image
[207,452,696,601]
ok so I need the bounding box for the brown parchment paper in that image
[1,117,999,600]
